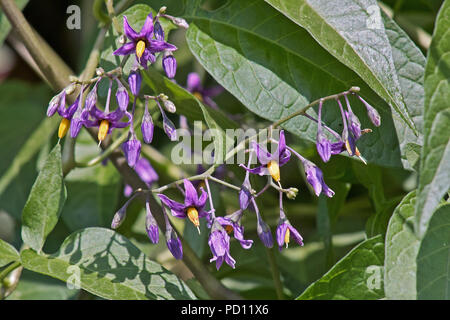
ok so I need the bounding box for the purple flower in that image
[216,211,253,249]
[122,133,141,168]
[124,157,159,197]
[303,160,334,198]
[145,199,159,244]
[113,13,177,69]
[240,130,291,182]
[84,105,131,143]
[208,220,236,270]
[158,179,208,230]
[162,52,177,79]
[276,213,303,251]
[47,90,66,117]
[47,89,83,139]
[186,72,224,109]
[316,101,332,162]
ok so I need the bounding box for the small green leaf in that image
[417,203,450,299]
[415,0,450,237]
[0,238,19,267]
[384,191,419,300]
[297,235,385,300]
[20,227,196,300]
[21,143,67,252]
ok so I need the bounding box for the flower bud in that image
[96,67,105,76]
[111,204,128,229]
[154,20,165,41]
[358,95,381,127]
[162,52,177,79]
[119,34,127,44]
[163,99,176,113]
[257,216,273,248]
[122,133,141,168]
[141,102,154,144]
[47,90,65,117]
[173,17,189,29]
[316,130,331,163]
[128,69,142,97]
[163,115,177,141]
[286,187,298,200]
[116,81,129,111]
[145,200,159,244]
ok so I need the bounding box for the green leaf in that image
[384,191,420,300]
[415,0,450,237]
[20,227,196,300]
[21,144,67,252]
[183,0,424,168]
[6,269,78,300]
[265,0,417,134]
[297,235,385,300]
[417,203,450,299]
[0,0,29,46]
[0,238,19,267]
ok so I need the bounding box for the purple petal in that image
[158,194,186,218]
[128,69,142,97]
[239,186,252,211]
[162,54,177,79]
[276,222,288,248]
[122,16,139,41]
[123,184,133,197]
[196,187,208,209]
[288,224,304,246]
[202,85,224,98]
[113,42,136,56]
[317,131,332,162]
[251,141,272,165]
[154,20,165,41]
[116,83,129,112]
[183,179,199,207]
[239,164,269,176]
[148,40,177,53]
[139,13,154,39]
[187,72,201,92]
[134,158,158,186]
[122,137,141,168]
[141,106,154,143]
[166,235,183,260]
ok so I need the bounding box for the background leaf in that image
[20,227,196,300]
[297,235,385,300]
[415,0,450,237]
[417,203,450,299]
[384,191,419,300]
[0,238,19,267]
[0,0,29,46]
[21,143,67,252]
[183,0,424,168]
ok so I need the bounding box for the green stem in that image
[0,262,21,283]
[105,0,123,35]
[93,0,110,25]
[208,175,241,192]
[265,248,284,300]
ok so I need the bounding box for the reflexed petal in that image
[148,40,177,53]
[317,132,331,162]
[331,141,345,154]
[251,141,272,165]
[196,187,208,209]
[288,225,304,246]
[158,194,186,217]
[239,164,269,176]
[183,179,199,207]
[154,20,164,41]
[122,16,139,40]
[276,222,288,248]
[139,13,154,39]
[113,42,136,56]
[239,186,252,210]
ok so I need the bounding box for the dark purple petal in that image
[158,194,186,218]
[145,201,159,244]
[162,54,177,79]
[122,136,141,168]
[128,69,142,97]
[122,15,139,41]
[288,225,304,246]
[166,231,183,260]
[196,187,208,209]
[154,20,165,41]
[148,40,177,53]
[303,161,334,198]
[316,131,332,162]
[139,13,154,39]
[257,217,273,248]
[331,141,345,154]
[276,222,288,248]
[113,42,136,56]
[70,108,89,138]
[239,164,269,176]
[183,179,199,208]
[347,111,362,139]
[239,186,252,210]
[187,72,201,92]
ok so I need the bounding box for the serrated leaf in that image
[416,203,450,299]
[265,0,417,134]
[415,0,450,237]
[183,0,424,168]
[0,238,19,267]
[297,235,385,300]
[384,191,419,300]
[20,227,196,300]
[21,144,67,252]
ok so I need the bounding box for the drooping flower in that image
[251,198,273,248]
[145,197,159,244]
[208,219,236,270]
[141,99,154,144]
[316,100,332,163]
[357,95,381,127]
[215,211,253,249]
[124,157,159,197]
[276,210,303,251]
[186,72,224,109]
[303,160,335,197]
[158,179,208,231]
[240,130,291,183]
[113,13,177,69]
[82,79,132,144]
[162,205,183,260]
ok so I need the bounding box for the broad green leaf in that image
[0,81,54,220]
[297,235,385,300]
[0,0,29,45]
[6,269,78,300]
[183,0,423,168]
[384,191,420,300]
[20,227,196,300]
[265,0,417,134]
[417,203,450,299]
[0,238,19,267]
[21,144,67,252]
[415,0,450,237]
